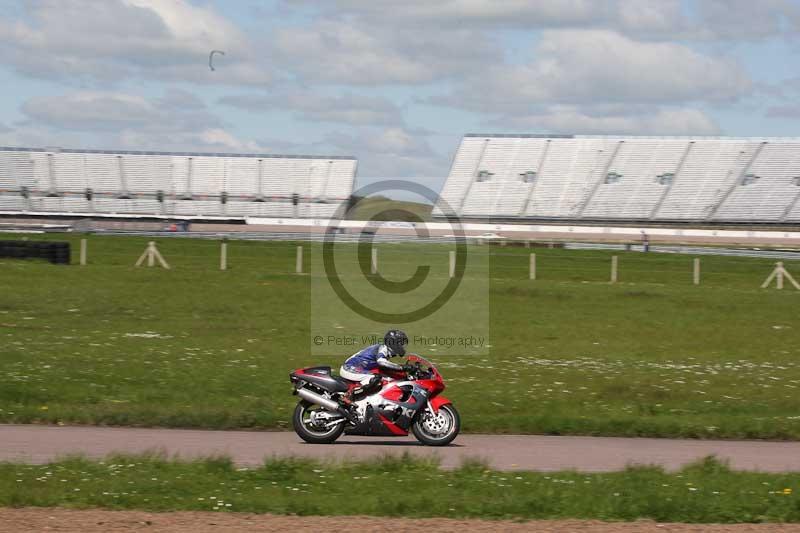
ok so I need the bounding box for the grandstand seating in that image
[0,147,357,219]
[435,134,800,224]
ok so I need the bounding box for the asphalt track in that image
[3,425,800,472]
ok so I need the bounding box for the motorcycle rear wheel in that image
[412,404,460,446]
[292,400,345,444]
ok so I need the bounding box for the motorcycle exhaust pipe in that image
[296,388,343,413]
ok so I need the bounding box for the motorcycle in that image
[288,355,460,446]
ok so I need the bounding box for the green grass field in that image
[1,233,800,438]
[344,195,433,221]
[2,454,800,522]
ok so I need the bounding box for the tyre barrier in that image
[0,240,71,265]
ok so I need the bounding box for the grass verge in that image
[2,454,800,522]
[1,233,800,438]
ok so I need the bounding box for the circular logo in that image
[322,180,466,323]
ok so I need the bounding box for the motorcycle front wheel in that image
[292,400,345,444]
[412,404,460,446]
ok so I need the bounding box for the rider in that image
[340,330,409,403]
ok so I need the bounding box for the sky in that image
[1,0,800,198]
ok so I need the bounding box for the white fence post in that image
[135,241,170,269]
[296,245,303,274]
[530,253,536,280]
[759,262,800,290]
[693,258,700,285]
[371,247,378,275]
[611,255,618,283]
[220,241,227,271]
[449,250,455,278]
[782,263,800,290]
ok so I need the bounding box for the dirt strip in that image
[4,425,800,472]
[2,508,800,533]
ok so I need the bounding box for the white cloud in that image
[157,88,207,110]
[358,127,431,156]
[23,92,164,131]
[272,19,497,84]
[434,30,751,113]
[765,105,800,119]
[125,0,237,46]
[11,90,441,178]
[287,0,800,41]
[247,124,447,186]
[21,91,220,132]
[10,89,268,153]
[0,0,272,85]
[694,0,800,40]
[1,0,791,181]
[116,127,263,153]
[219,91,405,126]
[0,123,84,148]
[324,127,444,178]
[287,0,686,35]
[494,105,720,135]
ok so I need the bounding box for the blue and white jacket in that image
[343,344,401,373]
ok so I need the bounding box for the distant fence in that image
[6,233,799,290]
[565,242,800,261]
[0,240,70,264]
[246,217,800,243]
[90,229,463,245]
[87,229,800,262]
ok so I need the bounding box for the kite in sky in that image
[209,50,225,71]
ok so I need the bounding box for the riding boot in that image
[344,375,381,403]
[356,375,382,400]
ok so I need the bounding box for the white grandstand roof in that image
[0,146,356,160]
[0,145,358,220]
[465,133,800,141]
[435,133,800,223]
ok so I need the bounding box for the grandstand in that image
[0,147,357,220]
[434,134,800,225]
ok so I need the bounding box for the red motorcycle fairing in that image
[428,395,453,414]
[380,386,406,402]
[346,404,410,436]
[380,380,451,413]
[291,354,457,443]
[345,379,432,436]
[377,414,407,435]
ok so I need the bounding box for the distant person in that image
[641,230,650,252]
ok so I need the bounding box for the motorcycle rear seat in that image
[301,372,351,393]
